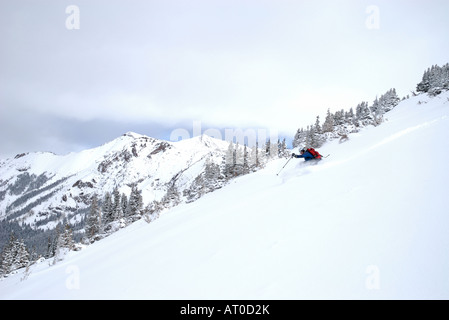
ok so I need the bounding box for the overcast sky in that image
[1,0,448,158]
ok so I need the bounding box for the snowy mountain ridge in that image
[0,131,236,232]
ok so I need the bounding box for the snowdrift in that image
[1,92,449,299]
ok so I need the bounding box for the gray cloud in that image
[0,104,176,158]
[1,0,449,158]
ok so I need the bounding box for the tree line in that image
[293,88,401,149]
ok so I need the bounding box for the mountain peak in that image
[122,131,146,139]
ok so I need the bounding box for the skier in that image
[277,148,324,176]
[291,148,322,162]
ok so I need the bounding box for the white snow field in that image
[1,92,449,300]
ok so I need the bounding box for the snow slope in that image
[1,92,449,299]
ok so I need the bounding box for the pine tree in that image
[265,138,277,159]
[379,88,400,112]
[322,109,334,133]
[204,157,222,191]
[1,233,15,275]
[250,141,260,170]
[53,224,74,264]
[127,185,143,216]
[417,63,449,93]
[417,67,431,93]
[15,239,30,270]
[234,143,244,176]
[346,108,354,124]
[277,138,288,158]
[102,192,113,225]
[265,138,271,157]
[225,141,235,178]
[0,233,29,275]
[314,116,322,134]
[243,144,249,174]
[371,96,383,126]
[356,101,372,125]
[162,184,180,208]
[120,193,128,219]
[292,128,306,148]
[112,187,121,221]
[184,174,205,203]
[85,195,101,241]
[58,224,74,250]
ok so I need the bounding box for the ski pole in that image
[277,157,292,176]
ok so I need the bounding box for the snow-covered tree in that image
[292,128,306,148]
[127,185,143,216]
[112,187,121,221]
[314,116,322,134]
[52,223,75,264]
[1,233,30,275]
[120,193,128,219]
[417,63,449,94]
[225,141,235,178]
[277,138,289,158]
[250,142,260,170]
[102,192,113,225]
[371,96,383,126]
[57,224,75,250]
[322,109,334,133]
[379,88,400,113]
[204,157,222,190]
[243,144,250,174]
[184,174,206,203]
[162,183,180,208]
[234,143,244,176]
[85,195,101,242]
[265,138,278,159]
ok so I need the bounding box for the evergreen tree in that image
[292,128,306,148]
[379,88,400,112]
[1,233,15,275]
[102,192,113,225]
[53,223,74,264]
[250,141,260,169]
[184,174,205,203]
[46,227,59,259]
[127,185,143,216]
[0,233,29,275]
[277,138,288,158]
[345,108,354,124]
[333,109,345,126]
[112,187,121,221]
[204,157,221,192]
[225,141,235,178]
[15,238,30,270]
[356,101,372,125]
[417,63,449,93]
[234,143,244,176]
[265,138,277,159]
[162,184,180,208]
[322,109,334,133]
[120,193,128,219]
[85,195,101,241]
[58,224,74,250]
[265,138,271,157]
[243,144,249,174]
[371,96,383,126]
[314,116,322,134]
